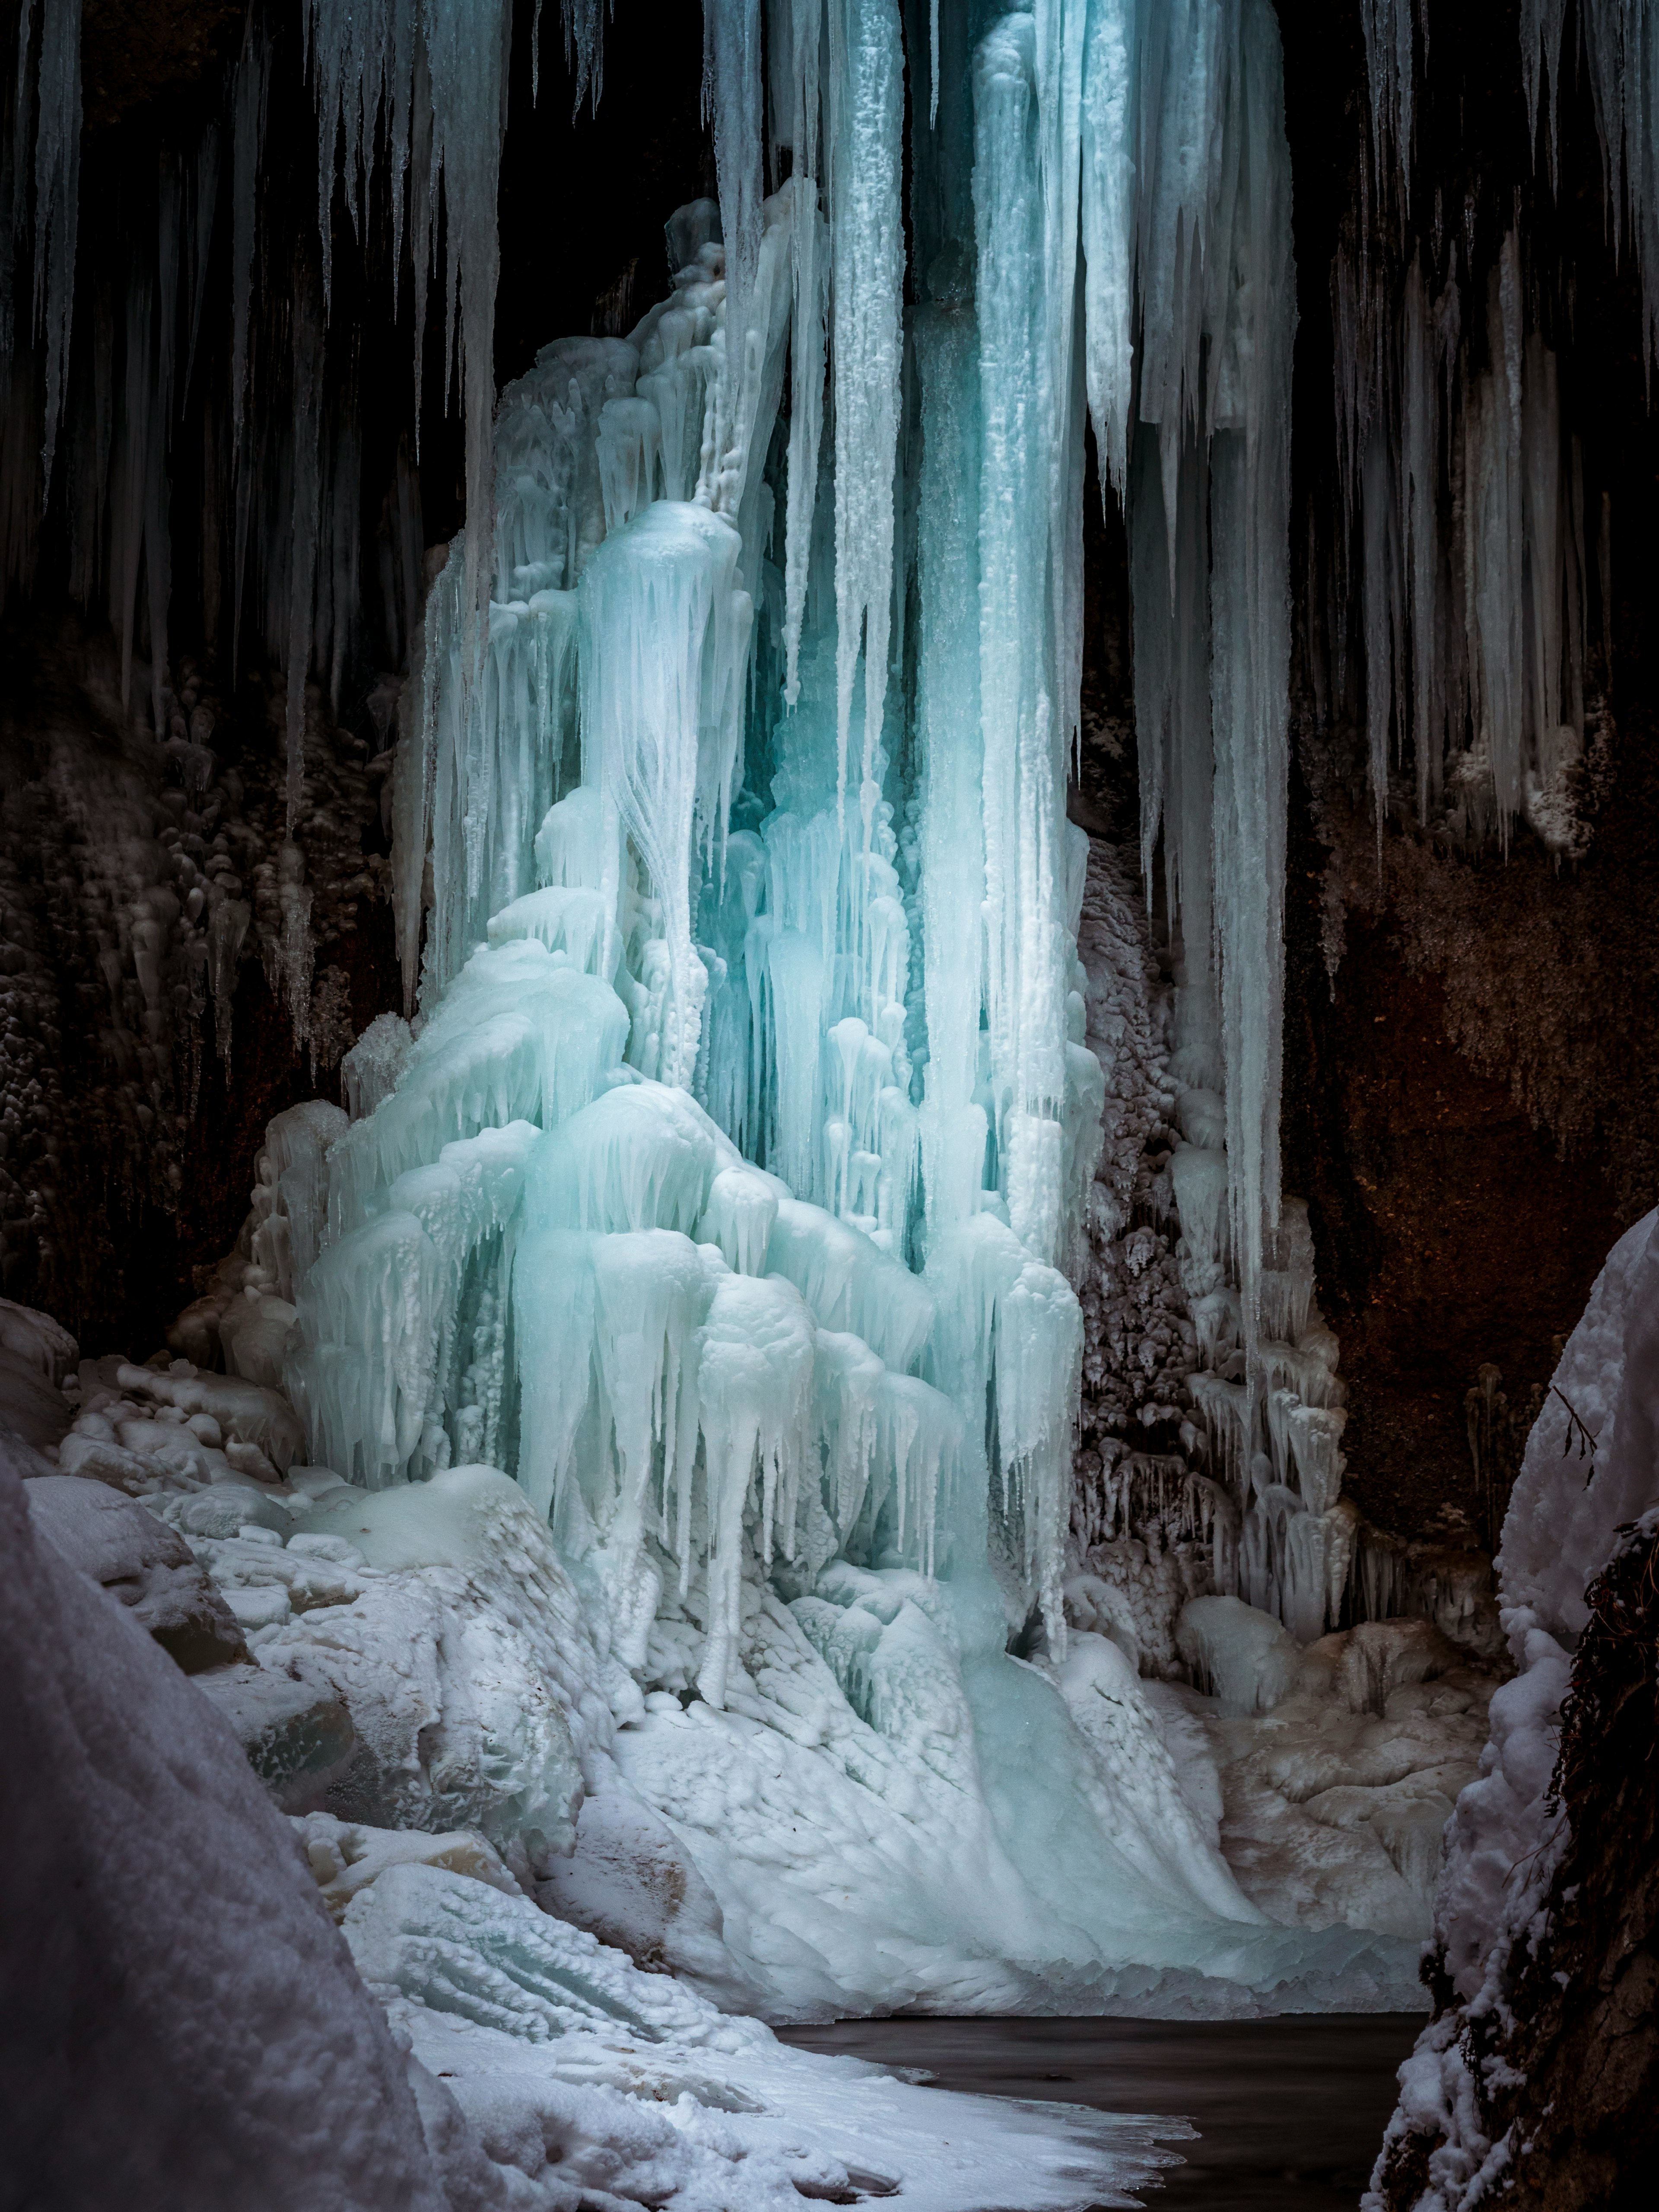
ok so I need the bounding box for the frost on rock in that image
[1070,834,1398,1669]
[1367,1209,1659,2209]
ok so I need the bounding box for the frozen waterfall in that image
[242,1,1435,2014]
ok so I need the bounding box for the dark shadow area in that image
[779,2014,1422,2211]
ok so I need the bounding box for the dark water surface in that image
[777,2014,1421,2211]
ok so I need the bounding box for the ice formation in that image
[140,0,1487,2018]
[1327,0,1659,858]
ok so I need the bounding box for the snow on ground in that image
[13,1322,1446,2021]
[346,1858,1187,2212]
[6,1423,1185,2212]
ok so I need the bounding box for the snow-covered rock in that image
[0,1437,454,2210]
[1367,1209,1659,2207]
[26,1472,248,1671]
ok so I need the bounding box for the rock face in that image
[0,1439,454,2212]
[1368,1521,1659,2210]
[26,1472,249,1672]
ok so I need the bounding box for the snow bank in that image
[345,1859,1189,2212]
[1,1431,1189,2209]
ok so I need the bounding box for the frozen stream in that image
[778,2015,1420,2209]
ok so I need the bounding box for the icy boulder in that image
[193,1664,359,1813]
[254,1466,620,1883]
[0,1295,76,1447]
[26,1474,249,1673]
[294,1812,524,1921]
[1369,1211,1659,2203]
[535,1758,765,2013]
[114,1361,305,1472]
[0,1295,78,1384]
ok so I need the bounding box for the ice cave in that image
[1,1,1656,2206]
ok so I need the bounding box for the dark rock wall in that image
[1371,1524,1659,2210]
[1273,0,1659,1545]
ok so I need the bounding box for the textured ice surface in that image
[350,1869,1186,2212]
[5,1430,1185,2211]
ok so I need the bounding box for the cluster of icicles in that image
[276,204,1086,1704]
[254,0,1317,1698]
[1332,0,1659,851]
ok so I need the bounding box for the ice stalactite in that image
[3,0,536,801]
[1523,0,1659,360]
[7,0,81,483]
[1333,1,1643,861]
[1334,215,1596,856]
[303,0,516,645]
[1360,0,1421,211]
[1122,0,1297,1344]
[826,0,904,812]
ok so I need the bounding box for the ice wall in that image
[1123,0,1297,1343]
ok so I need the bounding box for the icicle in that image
[973,13,1071,1271]
[1523,3,1659,367]
[914,296,984,1258]
[704,0,763,395]
[183,126,220,397]
[1126,0,1297,1344]
[286,268,324,831]
[230,18,268,476]
[560,0,612,114]
[1360,0,1419,213]
[1079,0,1135,497]
[826,0,904,811]
[22,0,81,485]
